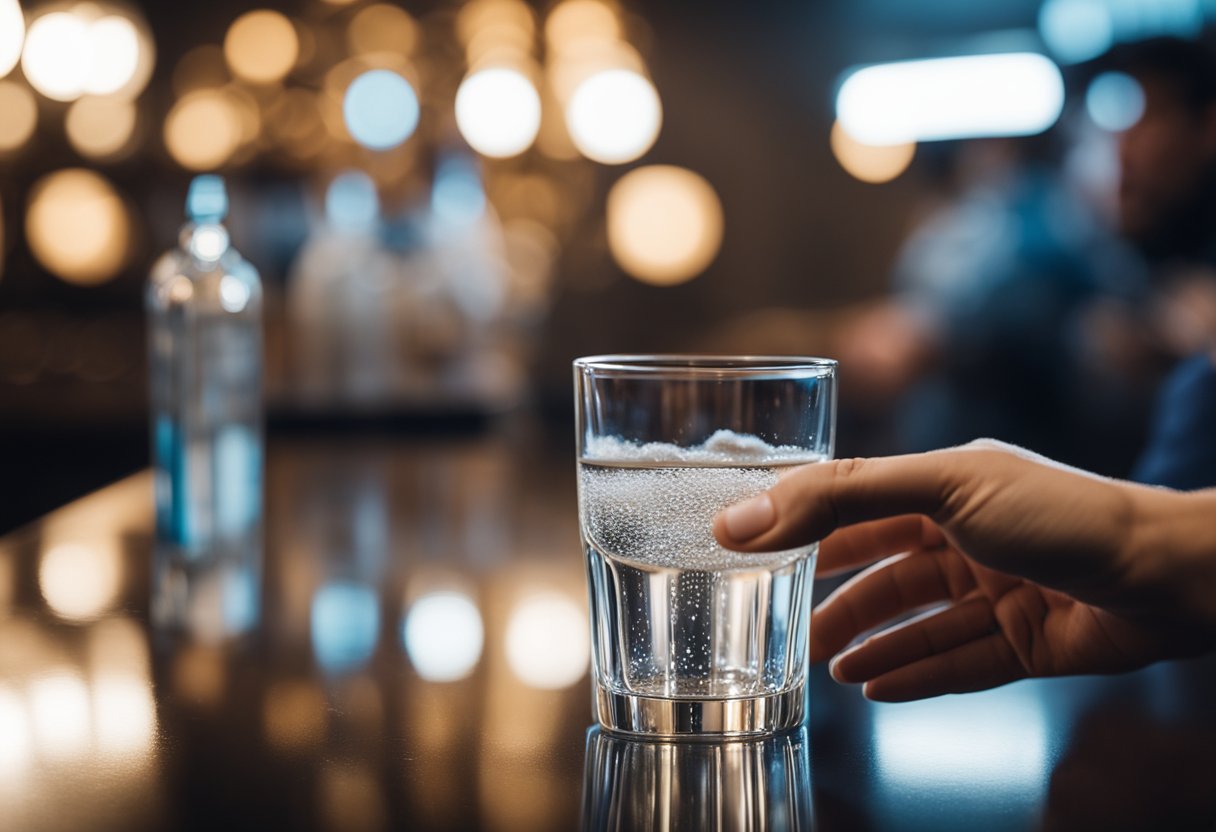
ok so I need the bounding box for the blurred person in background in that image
[839,36,1216,485]
[1089,37,1216,489]
[836,130,1142,474]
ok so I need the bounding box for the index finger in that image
[818,514,946,577]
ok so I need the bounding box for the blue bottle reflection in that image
[311,581,381,674]
[582,727,814,831]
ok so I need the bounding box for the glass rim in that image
[574,354,837,377]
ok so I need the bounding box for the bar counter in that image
[1,430,1214,831]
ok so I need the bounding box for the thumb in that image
[712,452,975,552]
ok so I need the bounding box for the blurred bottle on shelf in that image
[285,155,547,421]
[147,175,263,641]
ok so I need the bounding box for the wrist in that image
[1124,486,1216,644]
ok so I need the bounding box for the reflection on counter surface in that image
[582,727,814,831]
[1,433,1215,830]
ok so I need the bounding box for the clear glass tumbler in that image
[575,355,837,736]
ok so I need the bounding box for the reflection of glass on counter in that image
[581,727,815,832]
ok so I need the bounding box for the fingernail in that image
[722,493,776,541]
[828,654,846,683]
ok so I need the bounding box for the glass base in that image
[595,684,805,738]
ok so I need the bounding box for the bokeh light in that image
[66,97,137,159]
[606,165,724,286]
[836,52,1064,145]
[164,89,243,170]
[1086,71,1146,132]
[22,12,90,101]
[566,68,661,164]
[456,0,535,49]
[85,15,141,96]
[21,8,151,101]
[0,685,30,781]
[830,121,915,184]
[39,542,123,621]
[545,0,620,52]
[455,67,542,158]
[343,69,419,150]
[402,591,485,682]
[93,675,157,759]
[432,156,486,228]
[30,672,91,760]
[311,581,380,674]
[504,593,588,689]
[348,4,418,57]
[1038,0,1114,64]
[26,169,130,286]
[224,9,298,85]
[89,618,157,761]
[0,0,24,79]
[263,680,326,753]
[326,170,379,232]
[0,81,37,153]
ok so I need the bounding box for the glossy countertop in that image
[1,428,1214,831]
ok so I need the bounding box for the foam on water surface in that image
[583,429,819,466]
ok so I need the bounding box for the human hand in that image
[712,441,1216,701]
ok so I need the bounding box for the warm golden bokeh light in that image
[172,44,228,95]
[21,11,89,100]
[830,120,916,184]
[96,12,156,100]
[89,618,157,761]
[0,0,24,79]
[263,680,326,754]
[26,169,131,286]
[606,165,724,286]
[224,9,298,85]
[164,89,243,170]
[0,81,36,153]
[347,4,418,57]
[30,671,91,760]
[456,0,535,48]
[545,0,620,53]
[566,68,661,164]
[455,67,542,158]
[319,764,388,832]
[548,37,644,104]
[0,684,29,782]
[21,7,152,101]
[171,645,226,708]
[66,97,137,159]
[38,541,124,620]
[83,15,141,96]
[504,592,589,689]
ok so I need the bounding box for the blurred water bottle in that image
[147,175,263,640]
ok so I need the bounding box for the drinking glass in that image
[575,355,836,736]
